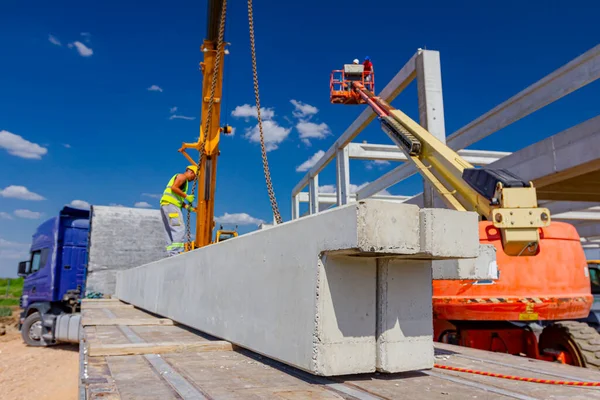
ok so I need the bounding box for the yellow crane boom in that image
[179,0,231,249]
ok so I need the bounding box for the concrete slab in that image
[87,206,167,296]
[116,200,479,376]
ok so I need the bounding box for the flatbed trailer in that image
[80,299,600,400]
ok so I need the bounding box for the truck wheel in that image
[21,312,47,347]
[539,321,600,370]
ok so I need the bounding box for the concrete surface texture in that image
[116,200,480,376]
[86,206,167,296]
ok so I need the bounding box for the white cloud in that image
[296,150,325,172]
[365,160,390,170]
[0,212,14,220]
[169,115,196,121]
[0,130,47,159]
[48,34,61,46]
[290,100,318,119]
[0,238,30,261]
[142,193,161,199]
[169,106,178,113]
[319,184,336,194]
[0,186,45,201]
[147,85,163,92]
[244,120,291,152]
[231,104,274,121]
[214,212,264,226]
[109,203,125,207]
[80,32,91,43]
[134,201,152,208]
[68,41,93,57]
[70,200,90,209]
[296,121,331,145]
[63,143,72,148]
[14,209,42,219]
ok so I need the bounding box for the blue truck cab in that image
[17,205,90,346]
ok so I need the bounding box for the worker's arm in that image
[170,174,190,199]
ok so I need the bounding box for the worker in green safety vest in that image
[159,165,198,256]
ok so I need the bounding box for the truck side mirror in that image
[17,261,29,277]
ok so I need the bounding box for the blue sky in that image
[0,0,598,277]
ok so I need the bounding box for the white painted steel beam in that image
[348,143,510,165]
[553,210,600,221]
[291,51,419,196]
[354,45,600,202]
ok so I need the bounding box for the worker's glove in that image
[189,206,197,213]
[185,194,195,204]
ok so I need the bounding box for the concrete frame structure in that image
[291,44,600,248]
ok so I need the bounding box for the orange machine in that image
[331,70,600,370]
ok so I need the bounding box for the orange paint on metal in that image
[433,221,591,321]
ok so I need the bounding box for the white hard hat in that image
[353,59,359,64]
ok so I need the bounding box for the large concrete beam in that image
[116,200,481,376]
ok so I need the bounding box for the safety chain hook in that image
[185,0,228,247]
[247,0,283,224]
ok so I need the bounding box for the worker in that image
[363,56,373,83]
[159,165,198,256]
[352,58,359,65]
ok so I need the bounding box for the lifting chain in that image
[185,0,228,246]
[247,0,283,224]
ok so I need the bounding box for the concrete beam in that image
[575,223,600,239]
[116,200,481,376]
[446,44,600,151]
[292,52,419,196]
[348,143,510,165]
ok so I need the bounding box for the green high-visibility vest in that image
[160,174,189,208]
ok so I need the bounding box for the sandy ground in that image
[0,315,78,400]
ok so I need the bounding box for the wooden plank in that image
[82,298,122,303]
[83,303,134,309]
[89,340,234,357]
[83,318,173,326]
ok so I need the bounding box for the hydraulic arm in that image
[351,82,551,256]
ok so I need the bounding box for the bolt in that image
[495,214,503,223]
[541,212,549,222]
[511,221,514,225]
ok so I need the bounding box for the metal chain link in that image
[185,0,228,246]
[247,0,283,224]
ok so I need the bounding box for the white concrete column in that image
[336,147,350,206]
[309,174,319,214]
[416,50,446,208]
[291,194,300,220]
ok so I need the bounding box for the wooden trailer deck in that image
[79,299,600,400]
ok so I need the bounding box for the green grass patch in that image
[0,277,24,298]
[0,307,12,317]
[0,298,19,306]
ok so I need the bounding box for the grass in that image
[0,298,19,306]
[0,307,12,317]
[0,278,23,308]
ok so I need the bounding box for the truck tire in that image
[539,321,600,370]
[21,312,48,347]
